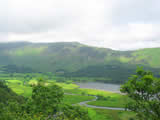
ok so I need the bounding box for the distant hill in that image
[0,42,159,83]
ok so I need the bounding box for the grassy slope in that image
[0,80,24,103]
[0,42,160,84]
[6,80,32,97]
[0,42,160,73]
[88,108,136,120]
[1,42,108,72]
[132,48,160,67]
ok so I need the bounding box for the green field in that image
[88,108,136,120]
[5,78,129,108]
[2,75,136,120]
[63,94,95,104]
[6,79,32,97]
[64,88,129,108]
[87,95,129,108]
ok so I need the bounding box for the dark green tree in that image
[0,79,91,120]
[30,80,64,115]
[58,105,90,120]
[121,68,160,120]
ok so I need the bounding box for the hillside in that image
[0,42,159,83]
[0,81,24,103]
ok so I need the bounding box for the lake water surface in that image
[76,82,121,93]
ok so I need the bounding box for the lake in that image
[76,82,121,93]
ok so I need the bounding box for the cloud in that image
[0,0,160,50]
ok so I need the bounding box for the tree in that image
[30,79,64,115]
[121,68,160,120]
[59,105,90,120]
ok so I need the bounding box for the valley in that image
[0,42,159,120]
[1,0,160,119]
[0,73,136,120]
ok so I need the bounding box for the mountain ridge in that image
[0,42,159,83]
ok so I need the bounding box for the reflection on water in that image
[76,82,121,93]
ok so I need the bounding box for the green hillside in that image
[132,48,160,67]
[0,81,24,103]
[0,42,159,83]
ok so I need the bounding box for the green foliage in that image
[25,79,64,114]
[64,64,137,84]
[0,79,91,120]
[88,108,136,120]
[132,48,160,67]
[59,105,91,120]
[87,95,129,108]
[0,42,160,83]
[97,95,108,100]
[0,80,24,103]
[2,64,34,73]
[121,68,160,120]
[65,88,121,97]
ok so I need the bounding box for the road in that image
[65,93,126,111]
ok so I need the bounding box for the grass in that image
[88,108,136,120]
[7,79,95,104]
[6,79,79,98]
[7,83,32,97]
[119,56,132,63]
[87,99,126,108]
[132,48,160,68]
[64,88,119,96]
[64,88,129,108]
[55,83,79,89]
[9,46,47,56]
[87,94,130,108]
[6,79,23,84]
[6,79,128,108]
[6,79,32,97]
[2,75,136,120]
[63,94,95,104]
[28,79,79,89]
[88,108,108,120]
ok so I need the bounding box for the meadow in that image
[1,73,136,120]
[64,88,129,108]
[88,108,136,120]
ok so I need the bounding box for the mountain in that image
[0,42,159,83]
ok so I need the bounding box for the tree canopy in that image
[0,79,91,120]
[121,68,160,120]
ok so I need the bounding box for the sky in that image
[0,0,160,50]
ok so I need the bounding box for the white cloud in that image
[0,0,160,50]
